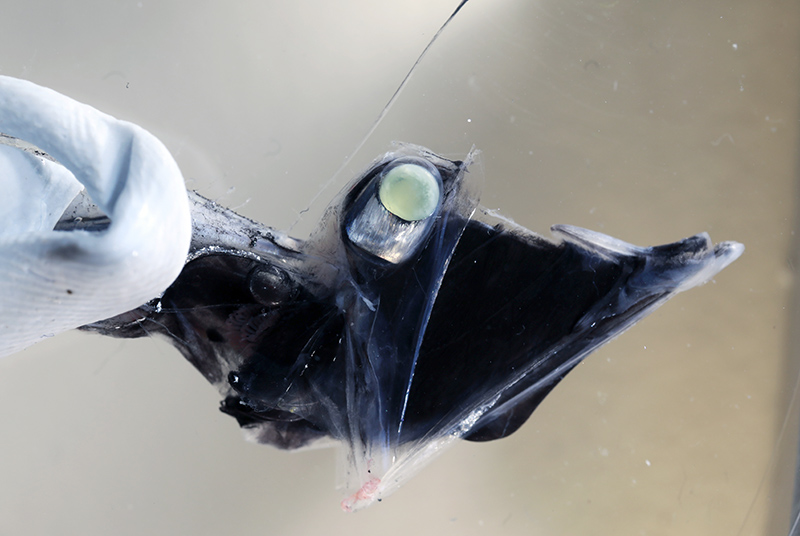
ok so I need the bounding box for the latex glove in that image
[0,76,191,357]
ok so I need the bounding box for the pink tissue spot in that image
[340,477,381,512]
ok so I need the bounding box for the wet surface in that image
[0,1,797,534]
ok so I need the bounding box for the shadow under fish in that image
[84,144,743,511]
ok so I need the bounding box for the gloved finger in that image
[0,76,191,357]
[0,141,83,234]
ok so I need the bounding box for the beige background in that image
[0,1,797,534]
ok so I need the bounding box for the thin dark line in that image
[291,0,472,230]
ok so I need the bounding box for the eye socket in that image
[378,163,441,222]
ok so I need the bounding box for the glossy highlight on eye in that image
[378,163,441,221]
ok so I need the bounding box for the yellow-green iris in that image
[378,163,440,222]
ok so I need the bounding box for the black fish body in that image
[86,144,743,509]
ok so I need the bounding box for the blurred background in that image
[0,0,797,534]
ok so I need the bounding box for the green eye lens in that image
[378,163,441,222]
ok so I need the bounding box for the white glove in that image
[0,76,191,357]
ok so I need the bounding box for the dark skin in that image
[84,147,737,452]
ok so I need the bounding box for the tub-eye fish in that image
[0,76,743,511]
[86,145,742,511]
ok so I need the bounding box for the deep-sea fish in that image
[0,75,743,511]
[85,144,743,511]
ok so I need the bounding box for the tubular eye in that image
[378,163,441,222]
[344,158,443,265]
